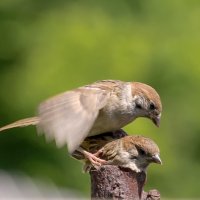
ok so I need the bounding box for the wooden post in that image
[90,165,160,200]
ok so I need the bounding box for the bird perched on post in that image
[101,135,162,173]
[0,80,162,166]
[75,134,162,173]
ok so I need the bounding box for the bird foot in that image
[82,150,107,167]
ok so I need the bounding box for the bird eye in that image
[139,149,146,155]
[136,103,142,109]
[149,102,156,110]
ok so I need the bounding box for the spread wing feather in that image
[37,88,109,153]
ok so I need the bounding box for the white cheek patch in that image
[118,150,141,173]
[118,150,131,162]
[132,95,146,107]
[132,95,139,104]
[125,163,141,173]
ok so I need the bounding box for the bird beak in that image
[152,154,162,165]
[152,114,161,127]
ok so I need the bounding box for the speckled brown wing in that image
[72,129,127,160]
[37,87,109,153]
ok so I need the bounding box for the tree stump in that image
[90,165,160,200]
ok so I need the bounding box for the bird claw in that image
[93,148,103,157]
[82,150,107,168]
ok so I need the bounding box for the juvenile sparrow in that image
[80,135,162,173]
[0,80,162,165]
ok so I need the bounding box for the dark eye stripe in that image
[130,155,137,159]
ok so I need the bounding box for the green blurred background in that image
[0,0,200,198]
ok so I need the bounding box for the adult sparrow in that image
[79,134,162,173]
[0,80,162,165]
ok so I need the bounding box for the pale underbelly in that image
[88,115,136,136]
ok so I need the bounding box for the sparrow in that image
[79,134,162,173]
[0,80,162,165]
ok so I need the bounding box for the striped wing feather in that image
[37,88,109,153]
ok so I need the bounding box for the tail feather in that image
[0,117,39,132]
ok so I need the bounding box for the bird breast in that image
[88,83,136,136]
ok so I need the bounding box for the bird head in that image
[133,144,162,170]
[122,135,162,172]
[131,82,162,127]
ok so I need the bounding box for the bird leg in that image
[83,150,107,166]
[77,147,107,167]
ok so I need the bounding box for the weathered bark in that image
[90,165,160,200]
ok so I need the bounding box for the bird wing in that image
[37,87,109,153]
[0,117,39,132]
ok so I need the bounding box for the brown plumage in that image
[0,80,162,157]
[80,134,162,173]
[72,129,128,160]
